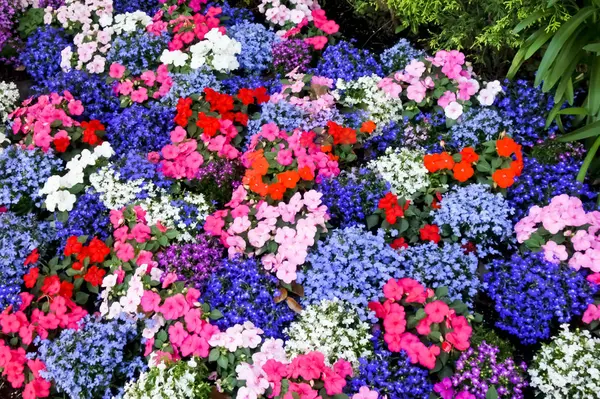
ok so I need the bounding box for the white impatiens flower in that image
[368,147,431,200]
[444,101,464,120]
[284,299,372,368]
[333,74,403,127]
[529,324,600,398]
[0,81,19,125]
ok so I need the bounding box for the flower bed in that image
[0,1,599,399]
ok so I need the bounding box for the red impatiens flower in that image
[53,136,70,152]
[175,97,193,126]
[59,281,74,299]
[86,238,111,263]
[196,112,220,137]
[236,88,255,105]
[64,236,83,257]
[23,267,39,289]
[204,88,234,114]
[390,237,409,250]
[24,249,39,266]
[84,266,106,287]
[41,275,61,296]
[459,147,479,164]
[420,224,441,243]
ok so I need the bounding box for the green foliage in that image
[347,0,573,74]
[471,324,516,362]
[509,1,600,192]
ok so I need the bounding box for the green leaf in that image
[558,120,600,141]
[75,292,89,305]
[209,348,220,362]
[366,214,379,230]
[415,308,427,321]
[557,107,588,115]
[577,135,600,182]
[209,309,223,320]
[486,386,499,399]
[542,32,585,92]
[524,30,554,60]
[508,29,548,78]
[588,57,600,117]
[535,7,595,87]
[512,10,546,34]
[157,330,168,343]
[435,286,448,298]
[217,355,229,369]
[583,43,600,53]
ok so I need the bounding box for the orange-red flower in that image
[299,166,314,181]
[509,159,524,176]
[267,182,286,200]
[360,120,377,134]
[452,161,474,182]
[492,168,516,188]
[277,170,300,189]
[496,137,519,157]
[248,175,269,197]
[459,147,479,163]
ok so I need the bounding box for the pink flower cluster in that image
[263,352,352,399]
[237,338,352,399]
[110,206,164,266]
[515,194,600,272]
[377,50,498,120]
[147,6,223,52]
[109,63,173,103]
[271,74,336,119]
[208,321,263,352]
[141,288,219,360]
[204,187,329,283]
[369,278,472,369]
[0,290,87,399]
[8,91,84,152]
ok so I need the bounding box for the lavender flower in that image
[272,39,312,74]
[312,40,383,81]
[434,342,528,399]
[156,234,223,290]
[443,107,511,149]
[380,38,425,74]
[106,29,170,75]
[20,26,71,84]
[161,68,221,107]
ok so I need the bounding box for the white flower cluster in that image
[89,164,159,210]
[258,0,319,28]
[160,28,241,73]
[47,0,152,74]
[368,147,431,199]
[477,80,503,107]
[209,322,264,352]
[139,192,211,243]
[123,357,211,399]
[333,75,403,126]
[0,81,19,124]
[529,324,600,398]
[284,299,372,367]
[40,142,114,212]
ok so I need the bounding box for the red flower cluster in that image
[63,236,110,287]
[369,278,472,369]
[419,224,441,244]
[378,193,410,224]
[327,121,357,145]
[80,120,105,146]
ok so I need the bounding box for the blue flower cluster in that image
[348,332,432,399]
[379,38,425,75]
[37,314,146,399]
[318,167,389,228]
[508,156,598,221]
[312,40,383,81]
[53,189,111,243]
[106,29,170,75]
[444,107,511,149]
[228,22,277,74]
[209,1,255,27]
[33,70,120,121]
[395,242,480,306]
[105,102,174,156]
[113,0,159,14]
[433,184,514,258]
[299,226,402,321]
[20,26,70,83]
[247,100,307,137]
[116,151,173,190]
[0,146,63,209]
[202,257,296,339]
[484,251,596,345]
[495,79,559,147]
[161,68,222,107]
[220,74,282,96]
[0,212,53,310]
